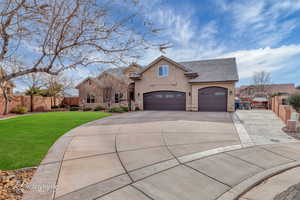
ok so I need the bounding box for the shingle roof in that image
[179,58,239,83]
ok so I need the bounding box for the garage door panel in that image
[143,91,186,111]
[198,87,227,112]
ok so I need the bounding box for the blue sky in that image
[127,0,300,87]
[14,0,300,93]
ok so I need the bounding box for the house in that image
[76,63,141,109]
[130,56,239,112]
[236,83,296,109]
[236,83,296,99]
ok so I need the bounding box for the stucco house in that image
[76,63,141,109]
[130,56,239,112]
[77,56,239,112]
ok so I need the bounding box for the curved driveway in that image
[23,111,300,200]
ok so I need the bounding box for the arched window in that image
[86,94,95,103]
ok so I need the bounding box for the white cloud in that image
[219,45,300,78]
[219,0,300,46]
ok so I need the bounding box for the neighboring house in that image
[130,56,239,112]
[76,63,142,109]
[236,83,296,109]
[236,84,296,99]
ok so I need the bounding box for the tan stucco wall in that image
[190,82,236,112]
[134,59,192,110]
[134,59,236,112]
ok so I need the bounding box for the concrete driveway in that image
[23,111,300,200]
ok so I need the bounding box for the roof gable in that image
[140,56,188,74]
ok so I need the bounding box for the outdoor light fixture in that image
[138,93,140,96]
[189,92,191,96]
[229,90,233,95]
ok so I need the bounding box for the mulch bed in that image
[0,168,36,200]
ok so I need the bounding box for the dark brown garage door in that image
[198,87,228,112]
[143,91,186,111]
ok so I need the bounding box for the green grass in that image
[0,112,111,170]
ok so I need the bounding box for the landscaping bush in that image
[288,92,300,112]
[83,107,92,111]
[69,107,80,111]
[51,105,59,109]
[11,106,28,114]
[120,106,129,112]
[94,105,105,111]
[70,104,79,107]
[108,107,124,113]
[135,107,140,111]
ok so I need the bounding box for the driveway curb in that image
[216,161,300,200]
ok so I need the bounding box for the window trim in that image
[158,65,169,77]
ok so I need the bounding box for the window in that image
[115,93,123,103]
[86,94,95,103]
[158,65,169,77]
[165,94,175,98]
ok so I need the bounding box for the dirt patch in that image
[0,167,36,200]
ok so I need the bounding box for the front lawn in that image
[0,112,111,170]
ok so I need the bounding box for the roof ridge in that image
[179,57,236,63]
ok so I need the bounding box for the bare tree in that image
[0,79,13,114]
[252,71,271,96]
[0,0,166,85]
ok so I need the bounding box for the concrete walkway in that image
[236,110,297,145]
[23,111,300,200]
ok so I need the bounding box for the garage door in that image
[198,87,228,112]
[143,91,186,111]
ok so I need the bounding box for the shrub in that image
[70,104,79,107]
[51,105,59,109]
[108,107,124,113]
[120,106,129,112]
[288,92,300,112]
[83,107,92,111]
[69,107,80,111]
[135,107,140,111]
[11,106,28,114]
[94,105,105,111]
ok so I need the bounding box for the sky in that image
[13,0,300,93]
[131,0,300,87]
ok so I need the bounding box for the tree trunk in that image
[2,89,9,115]
[54,96,56,106]
[30,95,34,112]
